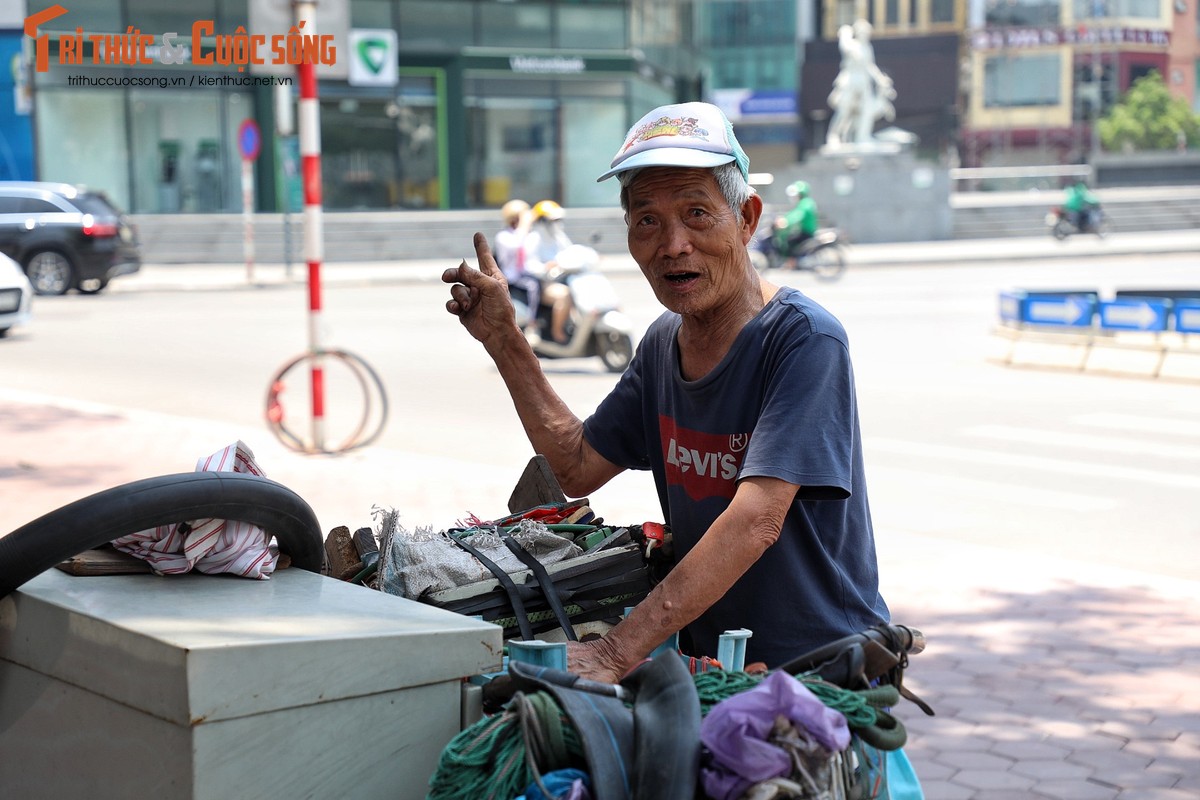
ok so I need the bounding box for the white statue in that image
[826,20,896,147]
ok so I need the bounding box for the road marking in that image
[868,464,1120,511]
[1071,412,1200,439]
[963,424,1200,461]
[866,437,1200,490]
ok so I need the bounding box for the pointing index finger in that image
[473,232,503,280]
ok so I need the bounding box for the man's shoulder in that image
[770,288,848,341]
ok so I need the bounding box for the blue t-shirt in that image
[583,287,889,667]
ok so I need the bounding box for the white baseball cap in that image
[596,101,750,183]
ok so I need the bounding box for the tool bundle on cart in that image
[318,456,674,643]
[370,500,670,642]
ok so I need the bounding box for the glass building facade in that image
[22,0,700,213]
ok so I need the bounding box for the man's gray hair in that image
[617,162,753,224]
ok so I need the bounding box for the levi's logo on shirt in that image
[659,415,750,501]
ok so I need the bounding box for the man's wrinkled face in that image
[624,168,753,317]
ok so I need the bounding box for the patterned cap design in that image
[597,102,750,183]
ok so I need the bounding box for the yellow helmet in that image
[501,199,530,225]
[532,200,565,221]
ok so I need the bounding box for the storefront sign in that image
[348,29,397,87]
[970,26,1170,50]
[509,56,585,74]
[712,88,797,122]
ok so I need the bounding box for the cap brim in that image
[596,148,736,183]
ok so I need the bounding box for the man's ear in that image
[741,193,764,245]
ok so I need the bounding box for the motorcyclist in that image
[1062,179,1101,232]
[772,180,819,263]
[493,200,541,334]
[527,200,575,344]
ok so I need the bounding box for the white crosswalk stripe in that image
[865,437,1200,490]
[963,423,1200,461]
[1070,412,1200,439]
[867,464,1120,511]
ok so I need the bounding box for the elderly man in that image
[443,102,889,682]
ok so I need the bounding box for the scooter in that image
[750,222,848,281]
[1046,206,1108,240]
[512,243,636,373]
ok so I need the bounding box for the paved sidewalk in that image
[4,233,1199,798]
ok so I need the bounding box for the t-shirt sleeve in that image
[582,327,657,472]
[739,329,857,501]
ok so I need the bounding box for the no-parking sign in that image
[238,119,261,161]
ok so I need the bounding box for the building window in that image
[931,0,957,23]
[986,0,1062,27]
[984,53,1062,107]
[836,0,858,28]
[1072,59,1113,120]
[1074,0,1160,17]
[479,3,552,48]
[128,89,235,213]
[36,88,131,209]
[397,1,474,49]
[560,6,628,49]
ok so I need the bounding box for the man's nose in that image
[658,219,694,259]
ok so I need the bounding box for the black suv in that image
[0,181,141,295]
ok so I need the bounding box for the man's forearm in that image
[598,478,793,674]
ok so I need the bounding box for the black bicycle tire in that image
[812,245,847,281]
[0,471,325,598]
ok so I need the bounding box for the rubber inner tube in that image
[0,472,324,598]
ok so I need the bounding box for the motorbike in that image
[1046,205,1108,239]
[511,242,636,373]
[750,221,848,281]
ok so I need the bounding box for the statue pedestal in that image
[770,146,952,244]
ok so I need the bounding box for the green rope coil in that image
[693,669,765,716]
[427,693,584,800]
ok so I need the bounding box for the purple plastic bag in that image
[700,671,850,800]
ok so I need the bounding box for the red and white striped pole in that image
[295,0,325,451]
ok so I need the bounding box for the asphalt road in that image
[4,251,1198,582]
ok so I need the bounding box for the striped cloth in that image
[110,441,279,579]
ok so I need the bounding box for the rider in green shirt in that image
[773,181,819,257]
[1062,180,1100,231]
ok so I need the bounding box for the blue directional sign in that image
[998,291,1025,324]
[1175,301,1200,334]
[1020,294,1096,328]
[1098,299,1169,332]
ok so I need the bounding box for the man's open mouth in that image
[665,270,700,284]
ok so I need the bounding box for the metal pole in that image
[274,82,295,280]
[296,0,325,452]
[242,156,255,283]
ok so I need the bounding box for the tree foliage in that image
[1098,70,1200,152]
